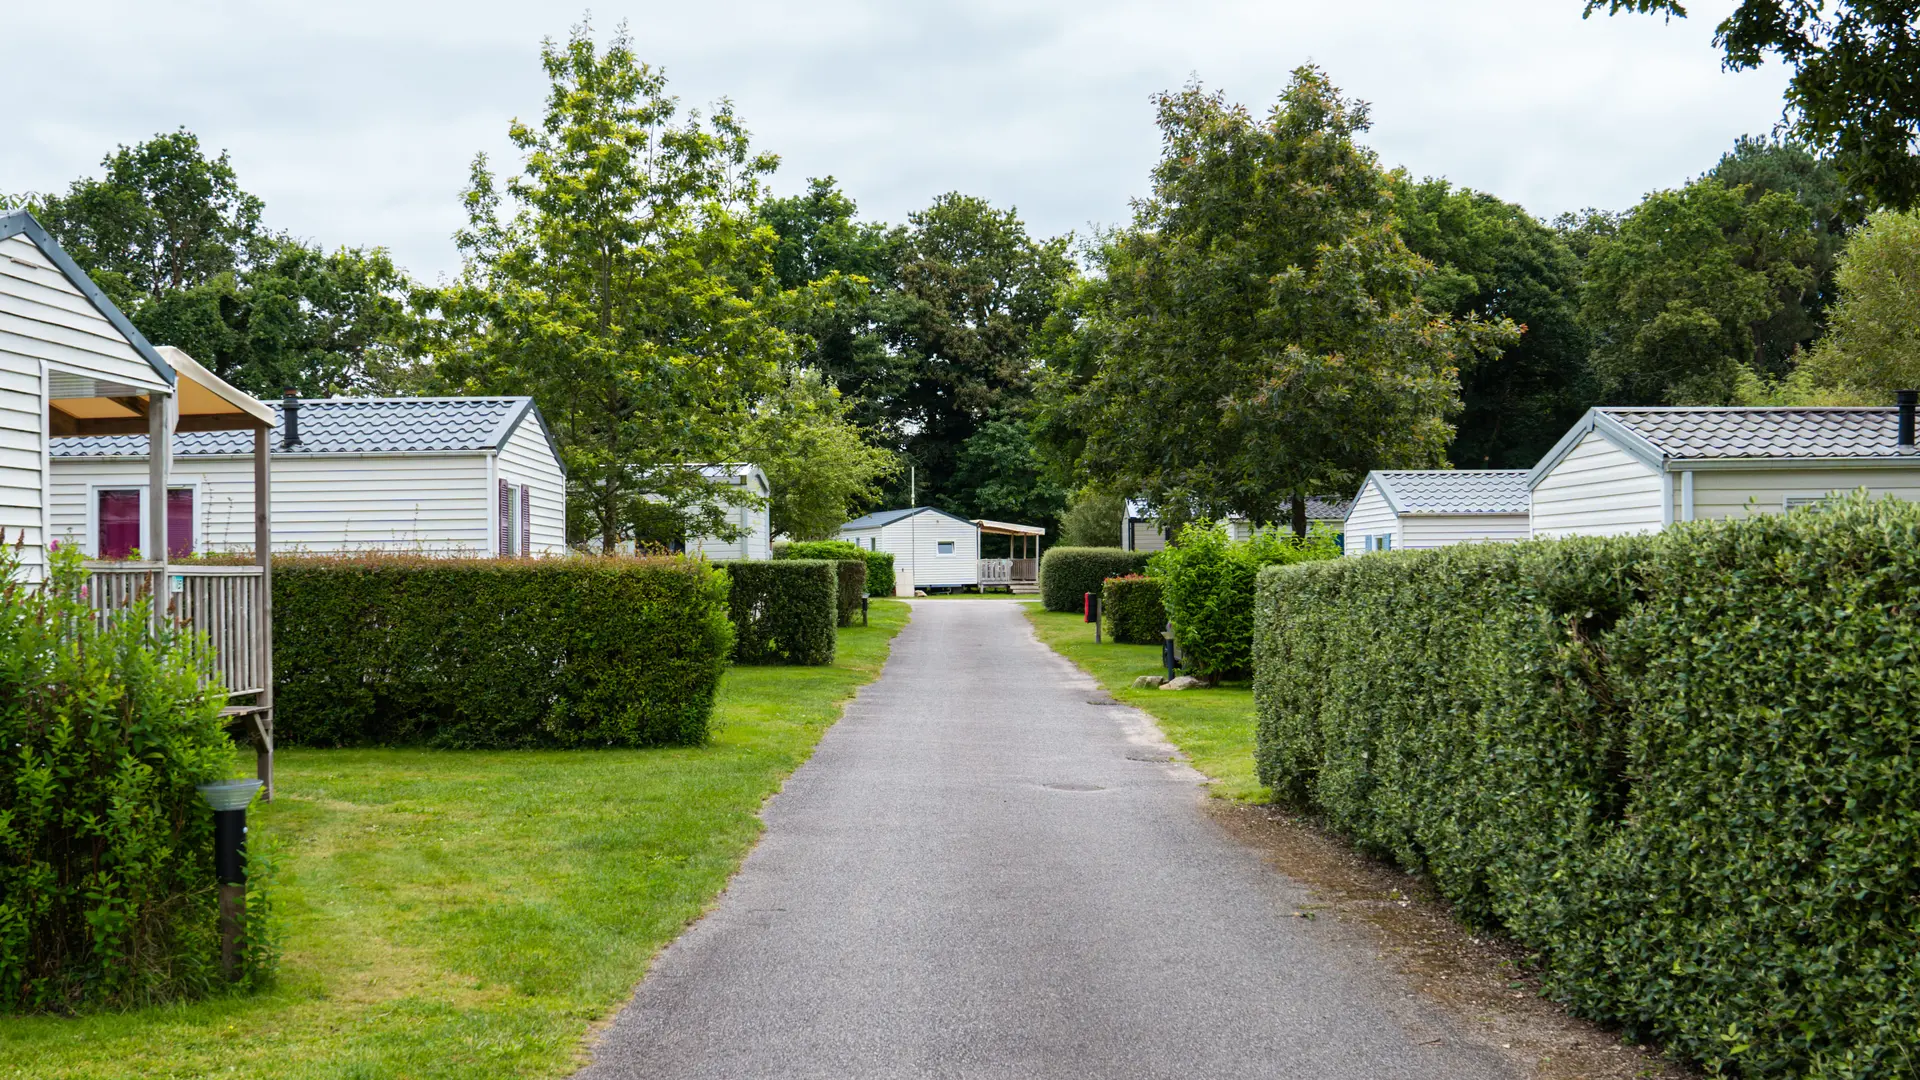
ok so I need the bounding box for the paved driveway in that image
[580,598,1514,1079]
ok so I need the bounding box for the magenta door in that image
[96,489,194,559]
[97,489,141,558]
[167,488,193,558]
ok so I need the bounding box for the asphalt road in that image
[580,598,1514,1080]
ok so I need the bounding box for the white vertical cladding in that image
[1342,478,1399,556]
[0,353,45,577]
[1530,430,1664,539]
[495,412,568,555]
[50,452,496,554]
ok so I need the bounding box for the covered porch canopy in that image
[975,518,1045,589]
[52,346,280,794]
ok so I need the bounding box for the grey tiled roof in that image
[1604,407,1916,460]
[841,507,975,531]
[1372,471,1531,514]
[51,398,539,458]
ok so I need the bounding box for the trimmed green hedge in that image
[1038,547,1150,612]
[1254,496,1920,1075]
[861,551,895,597]
[2,545,273,1011]
[1100,575,1165,645]
[275,555,732,748]
[724,559,838,665]
[774,541,871,623]
[1152,522,1338,679]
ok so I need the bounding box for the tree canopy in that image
[1587,1,1920,208]
[1800,208,1920,397]
[1061,70,1517,535]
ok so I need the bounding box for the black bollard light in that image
[196,778,263,980]
[1162,620,1177,682]
[862,595,869,627]
[1085,592,1101,644]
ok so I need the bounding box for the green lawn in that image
[1024,606,1268,803]
[0,600,911,1080]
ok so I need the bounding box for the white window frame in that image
[85,480,198,559]
[936,540,956,556]
[1367,533,1393,553]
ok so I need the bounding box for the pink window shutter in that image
[499,478,510,557]
[520,486,531,557]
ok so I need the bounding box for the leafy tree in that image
[756,178,907,436]
[1394,179,1598,468]
[422,21,798,551]
[887,194,1077,512]
[1709,136,1865,362]
[25,130,415,397]
[1067,70,1517,536]
[27,129,264,309]
[745,366,897,540]
[1058,489,1126,548]
[1587,1,1920,208]
[1580,176,1818,403]
[946,418,1068,544]
[1799,208,1920,397]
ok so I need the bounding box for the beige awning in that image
[974,519,1046,536]
[160,346,275,431]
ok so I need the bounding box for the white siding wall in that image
[1399,513,1533,548]
[1683,466,1920,520]
[496,417,568,554]
[1124,518,1168,553]
[0,236,167,393]
[876,513,979,588]
[1531,431,1664,538]
[50,453,494,555]
[0,356,43,578]
[1343,479,1399,556]
[684,468,771,562]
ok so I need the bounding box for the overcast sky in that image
[3,1,1790,281]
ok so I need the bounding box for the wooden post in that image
[253,425,274,801]
[147,392,172,631]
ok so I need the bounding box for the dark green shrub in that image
[0,545,274,1012]
[724,559,837,665]
[1038,547,1149,612]
[274,555,732,748]
[1100,575,1165,644]
[1153,522,1338,679]
[1254,496,1920,1075]
[861,551,895,597]
[775,541,871,623]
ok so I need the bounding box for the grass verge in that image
[1024,606,1267,803]
[0,600,911,1080]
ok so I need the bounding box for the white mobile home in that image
[684,463,772,561]
[50,396,568,556]
[1529,406,1920,539]
[1343,471,1531,556]
[840,506,980,591]
[1123,497,1353,553]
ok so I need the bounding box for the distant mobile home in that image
[1529,405,1920,539]
[1343,471,1531,556]
[49,396,567,556]
[1123,498,1353,553]
[840,507,981,591]
[683,463,772,561]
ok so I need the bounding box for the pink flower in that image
[48,540,58,552]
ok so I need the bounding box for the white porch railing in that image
[980,558,1012,587]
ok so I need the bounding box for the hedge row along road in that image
[581,598,1513,1078]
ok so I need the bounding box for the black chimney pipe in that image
[281,389,300,450]
[1900,390,1917,452]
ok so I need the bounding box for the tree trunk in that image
[1290,491,1307,538]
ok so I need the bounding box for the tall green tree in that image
[1066,70,1517,536]
[1800,208,1920,396]
[947,418,1068,542]
[744,366,897,540]
[422,21,798,551]
[25,130,414,396]
[1394,179,1597,468]
[756,178,907,436]
[1580,176,1818,403]
[1587,1,1920,208]
[887,194,1077,513]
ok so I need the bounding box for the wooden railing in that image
[83,562,271,696]
[980,559,1012,587]
[1010,558,1038,583]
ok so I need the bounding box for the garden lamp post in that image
[196,778,263,980]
